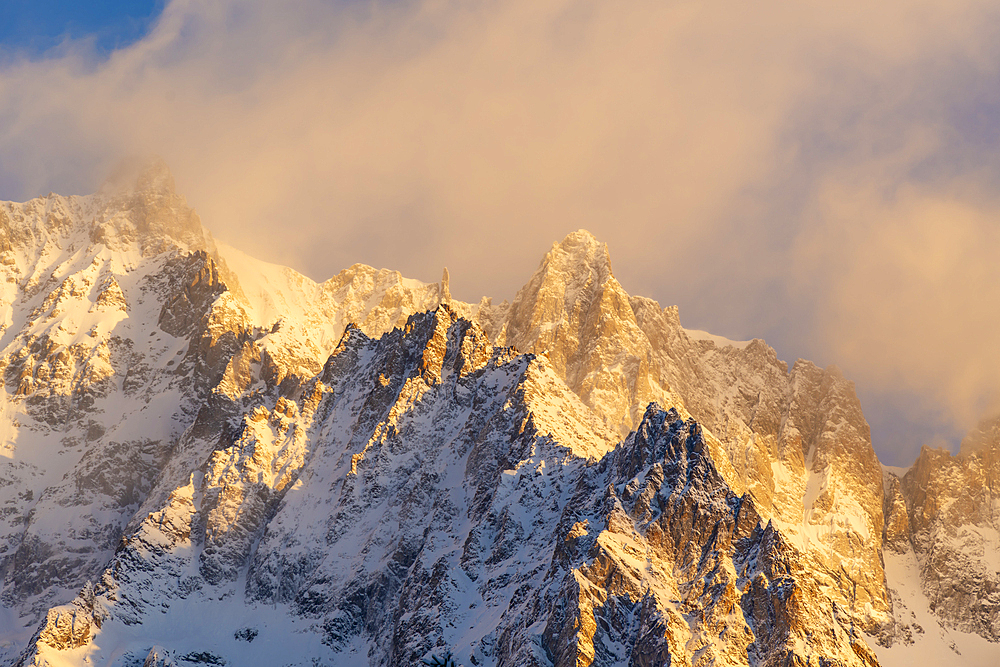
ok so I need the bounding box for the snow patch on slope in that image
[872,550,999,667]
[682,328,752,349]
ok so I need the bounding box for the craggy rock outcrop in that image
[17,315,879,666]
[484,231,890,639]
[2,175,996,665]
[0,163,465,665]
[534,405,878,667]
[894,417,1000,640]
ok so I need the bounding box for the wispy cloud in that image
[1,0,999,464]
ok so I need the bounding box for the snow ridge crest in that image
[0,174,995,666]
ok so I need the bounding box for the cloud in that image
[792,176,1000,453]
[1,0,999,463]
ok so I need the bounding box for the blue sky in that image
[0,1,163,56]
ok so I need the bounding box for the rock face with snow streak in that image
[881,415,1000,643]
[483,231,890,639]
[13,308,879,667]
[0,167,996,665]
[0,165,228,626]
[483,231,681,439]
[0,164,455,662]
[537,403,881,667]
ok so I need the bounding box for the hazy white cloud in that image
[1,0,999,463]
[793,177,1000,455]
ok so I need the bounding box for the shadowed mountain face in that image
[0,165,995,666]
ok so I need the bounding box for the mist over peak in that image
[99,156,175,197]
[0,0,998,480]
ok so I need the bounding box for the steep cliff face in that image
[15,310,880,667]
[0,166,465,662]
[0,175,996,665]
[538,404,880,667]
[869,416,1000,666]
[887,415,1000,641]
[485,231,890,639]
[0,167,237,630]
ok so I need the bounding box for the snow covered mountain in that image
[0,163,996,665]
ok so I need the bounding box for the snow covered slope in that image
[15,311,880,667]
[875,415,1000,663]
[0,162,228,634]
[482,231,891,643]
[0,163,471,663]
[215,241,467,385]
[0,165,996,665]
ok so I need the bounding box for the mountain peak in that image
[547,229,611,274]
[100,156,176,197]
[511,229,615,317]
[559,228,599,245]
[89,157,216,256]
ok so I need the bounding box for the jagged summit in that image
[99,156,176,197]
[960,413,1000,454]
[489,228,617,349]
[486,227,673,439]
[536,228,614,289]
[502,228,621,347]
[550,227,611,260]
[93,159,211,255]
[0,158,212,262]
[1,178,998,666]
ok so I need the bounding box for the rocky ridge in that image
[875,415,1000,659]
[0,164,455,660]
[482,232,890,640]
[0,165,994,665]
